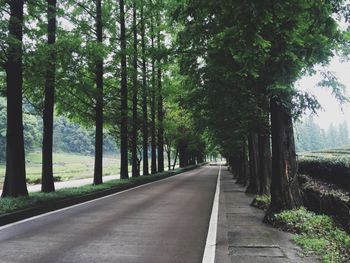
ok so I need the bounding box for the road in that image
[0,165,219,263]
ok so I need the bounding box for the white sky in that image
[296,55,350,130]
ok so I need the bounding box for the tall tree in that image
[41,0,57,193]
[131,0,140,177]
[2,0,28,197]
[140,1,149,176]
[258,134,271,195]
[157,16,164,173]
[246,133,260,194]
[93,0,104,185]
[150,12,157,174]
[269,96,302,213]
[119,0,128,179]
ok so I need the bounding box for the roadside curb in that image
[0,163,207,227]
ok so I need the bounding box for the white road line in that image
[0,169,200,231]
[202,165,221,263]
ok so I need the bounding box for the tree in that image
[339,121,349,146]
[174,0,341,216]
[140,0,149,176]
[93,0,104,185]
[2,0,28,197]
[246,133,260,194]
[131,0,140,178]
[41,0,57,193]
[150,12,157,174]
[157,14,164,173]
[119,0,129,179]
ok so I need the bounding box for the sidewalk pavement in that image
[215,167,319,263]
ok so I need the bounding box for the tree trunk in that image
[2,0,28,197]
[157,31,164,173]
[172,148,178,170]
[246,133,260,194]
[150,17,157,175]
[236,142,249,185]
[178,140,188,168]
[119,0,129,179]
[258,134,271,195]
[140,2,149,176]
[167,147,171,171]
[131,0,139,178]
[41,0,57,192]
[93,0,104,185]
[267,97,302,216]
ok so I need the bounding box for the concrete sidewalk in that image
[215,167,319,263]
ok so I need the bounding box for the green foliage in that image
[298,146,350,189]
[172,0,344,162]
[0,98,43,163]
[251,195,271,211]
[275,207,350,263]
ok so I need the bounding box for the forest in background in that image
[0,97,117,163]
[295,117,350,152]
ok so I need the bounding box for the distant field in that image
[298,146,350,190]
[298,146,350,160]
[0,152,122,189]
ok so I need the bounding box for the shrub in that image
[275,208,350,263]
[298,148,350,190]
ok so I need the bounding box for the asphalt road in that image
[0,165,219,263]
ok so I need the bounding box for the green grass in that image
[275,207,350,263]
[251,195,271,210]
[0,172,171,215]
[0,152,123,188]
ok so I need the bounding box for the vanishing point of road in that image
[0,165,219,263]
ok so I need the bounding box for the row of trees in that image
[0,0,211,197]
[173,0,349,217]
[295,118,349,152]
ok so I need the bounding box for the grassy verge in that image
[275,208,350,263]
[252,195,350,263]
[0,172,172,216]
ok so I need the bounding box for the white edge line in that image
[0,170,191,231]
[202,165,221,263]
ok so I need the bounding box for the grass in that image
[0,152,123,188]
[252,194,350,262]
[251,194,271,210]
[0,172,172,215]
[274,208,350,263]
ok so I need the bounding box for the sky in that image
[295,16,350,129]
[296,56,350,130]
[296,52,350,129]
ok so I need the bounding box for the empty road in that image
[0,165,219,263]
